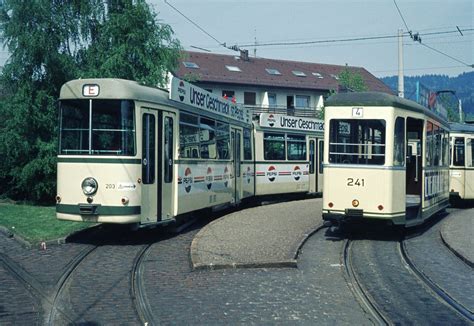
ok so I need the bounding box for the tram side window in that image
[329,119,385,165]
[426,122,433,166]
[179,113,200,158]
[393,117,405,166]
[453,137,465,166]
[199,117,216,159]
[287,134,306,160]
[467,139,474,167]
[264,133,285,160]
[216,122,230,159]
[442,130,450,166]
[433,124,442,166]
[243,128,252,160]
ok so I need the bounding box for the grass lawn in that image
[0,203,94,244]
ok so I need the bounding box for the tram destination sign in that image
[259,113,324,132]
[170,77,251,125]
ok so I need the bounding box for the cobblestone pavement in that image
[404,210,474,313]
[0,200,472,325]
[141,225,372,325]
[191,198,323,269]
[350,228,469,325]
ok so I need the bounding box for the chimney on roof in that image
[240,49,249,61]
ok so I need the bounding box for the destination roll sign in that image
[259,113,324,132]
[170,77,251,125]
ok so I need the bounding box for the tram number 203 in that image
[347,178,365,187]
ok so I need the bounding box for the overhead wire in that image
[391,0,472,68]
[163,0,225,48]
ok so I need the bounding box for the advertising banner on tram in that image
[170,76,251,125]
[259,113,324,132]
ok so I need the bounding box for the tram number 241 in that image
[347,178,365,187]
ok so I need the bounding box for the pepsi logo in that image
[178,81,186,102]
[206,167,213,190]
[267,114,276,127]
[293,166,302,181]
[224,166,230,188]
[183,167,193,193]
[267,165,277,182]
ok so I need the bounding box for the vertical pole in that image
[398,29,404,98]
[458,99,463,122]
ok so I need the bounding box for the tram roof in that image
[60,78,170,103]
[325,91,449,126]
[449,122,474,133]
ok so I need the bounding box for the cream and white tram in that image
[449,122,474,201]
[253,113,324,195]
[322,92,450,227]
[56,77,254,226]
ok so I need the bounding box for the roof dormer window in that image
[183,61,200,69]
[226,65,241,72]
[292,71,306,77]
[312,72,324,79]
[265,68,281,75]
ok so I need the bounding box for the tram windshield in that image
[59,99,135,156]
[329,119,386,165]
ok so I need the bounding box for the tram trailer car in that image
[56,78,255,226]
[254,113,324,196]
[449,122,474,201]
[56,78,325,227]
[322,92,450,227]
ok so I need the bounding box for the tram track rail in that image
[342,239,390,326]
[0,245,97,325]
[47,245,98,325]
[399,239,474,322]
[132,243,156,325]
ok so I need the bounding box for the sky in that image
[150,0,473,78]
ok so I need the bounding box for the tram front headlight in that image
[81,177,98,196]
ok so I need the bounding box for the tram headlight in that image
[81,177,98,196]
[352,199,359,208]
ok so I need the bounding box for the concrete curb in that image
[439,223,473,268]
[0,226,32,249]
[190,216,326,271]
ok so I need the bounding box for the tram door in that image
[317,139,324,192]
[406,118,423,219]
[231,128,242,204]
[309,138,324,193]
[308,138,317,192]
[141,109,175,224]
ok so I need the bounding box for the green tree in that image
[338,68,368,92]
[0,0,181,203]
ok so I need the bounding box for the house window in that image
[295,95,310,108]
[183,62,199,69]
[222,90,235,99]
[244,92,256,105]
[268,93,277,106]
[265,68,281,75]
